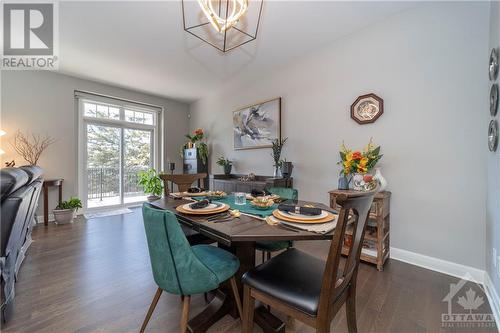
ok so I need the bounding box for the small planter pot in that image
[147,195,161,202]
[223,164,232,175]
[281,162,293,178]
[53,208,76,224]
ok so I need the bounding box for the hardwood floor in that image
[2,208,496,333]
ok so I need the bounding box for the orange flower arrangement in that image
[338,139,382,176]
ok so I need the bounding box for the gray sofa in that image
[0,166,43,324]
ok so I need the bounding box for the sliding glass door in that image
[79,98,159,210]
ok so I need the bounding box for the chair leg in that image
[242,285,255,333]
[346,286,358,333]
[229,276,243,319]
[140,287,163,333]
[180,295,191,333]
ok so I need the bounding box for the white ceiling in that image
[59,1,418,103]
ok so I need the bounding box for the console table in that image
[42,178,64,226]
[210,174,293,193]
[329,190,391,271]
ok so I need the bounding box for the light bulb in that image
[197,0,248,33]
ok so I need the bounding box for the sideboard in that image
[209,174,293,193]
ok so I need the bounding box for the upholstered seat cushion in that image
[255,240,292,252]
[242,248,326,316]
[192,245,240,284]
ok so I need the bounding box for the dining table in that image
[149,196,336,333]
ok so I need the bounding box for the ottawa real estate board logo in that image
[1,2,58,69]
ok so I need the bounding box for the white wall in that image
[1,71,189,215]
[189,2,490,269]
[487,0,500,300]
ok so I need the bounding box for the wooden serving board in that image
[176,203,230,215]
[272,209,336,224]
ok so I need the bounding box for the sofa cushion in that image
[19,165,43,183]
[0,168,29,202]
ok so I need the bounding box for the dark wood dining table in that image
[150,197,335,333]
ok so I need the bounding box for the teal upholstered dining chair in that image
[140,203,243,333]
[256,187,299,262]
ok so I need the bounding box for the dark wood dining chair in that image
[242,189,376,333]
[160,173,207,196]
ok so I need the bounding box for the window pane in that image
[125,110,135,122]
[96,105,108,118]
[84,103,96,117]
[143,113,153,125]
[124,109,155,125]
[109,107,120,120]
[134,112,145,124]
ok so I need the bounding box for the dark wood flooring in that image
[2,208,496,333]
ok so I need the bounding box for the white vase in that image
[373,168,387,191]
[352,173,365,191]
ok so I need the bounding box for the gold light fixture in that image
[197,0,248,33]
[182,0,263,53]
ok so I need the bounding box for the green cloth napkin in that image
[194,194,277,218]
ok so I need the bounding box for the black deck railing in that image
[87,167,146,200]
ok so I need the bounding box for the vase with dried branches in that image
[11,130,56,166]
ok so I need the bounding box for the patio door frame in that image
[76,92,162,212]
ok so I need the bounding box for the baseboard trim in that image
[390,247,485,284]
[484,273,500,328]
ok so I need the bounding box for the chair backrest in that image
[160,173,208,196]
[317,190,376,318]
[142,203,219,295]
[267,187,298,201]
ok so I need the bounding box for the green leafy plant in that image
[196,142,209,164]
[271,137,288,168]
[137,169,163,196]
[56,197,83,210]
[181,128,209,164]
[216,157,233,167]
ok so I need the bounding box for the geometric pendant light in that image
[181,0,264,53]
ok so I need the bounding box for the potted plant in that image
[271,137,288,177]
[337,138,383,190]
[138,168,163,201]
[280,159,294,178]
[182,128,209,164]
[216,157,233,175]
[53,197,82,224]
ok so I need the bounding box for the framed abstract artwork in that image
[350,93,384,125]
[233,97,281,150]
